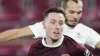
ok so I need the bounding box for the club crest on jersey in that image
[76,32,83,38]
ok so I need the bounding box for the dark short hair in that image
[61,0,82,9]
[44,8,66,19]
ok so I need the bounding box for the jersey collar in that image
[42,35,64,48]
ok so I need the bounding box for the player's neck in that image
[65,23,77,28]
[45,37,60,46]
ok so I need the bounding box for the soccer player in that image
[27,8,93,56]
[0,0,100,49]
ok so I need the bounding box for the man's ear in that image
[42,21,46,29]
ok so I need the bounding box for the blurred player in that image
[27,8,93,56]
[0,0,100,49]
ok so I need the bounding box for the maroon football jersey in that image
[27,35,93,56]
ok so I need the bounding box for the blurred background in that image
[0,0,100,56]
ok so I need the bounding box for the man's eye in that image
[70,11,75,14]
[77,11,82,14]
[59,22,64,25]
[51,22,55,24]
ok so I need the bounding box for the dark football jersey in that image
[27,35,93,56]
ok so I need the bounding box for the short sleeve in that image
[28,22,46,38]
[74,23,100,48]
[85,28,100,48]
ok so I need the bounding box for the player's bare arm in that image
[95,41,100,48]
[0,26,34,42]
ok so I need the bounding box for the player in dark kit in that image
[27,35,92,56]
[27,8,93,56]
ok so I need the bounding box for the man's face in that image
[43,12,65,40]
[64,0,83,26]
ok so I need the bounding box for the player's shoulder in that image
[63,35,77,43]
[76,23,89,28]
[63,35,86,48]
[31,38,42,48]
[74,23,91,31]
[28,21,44,30]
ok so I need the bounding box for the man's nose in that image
[73,13,79,21]
[55,24,60,30]
[74,13,79,19]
